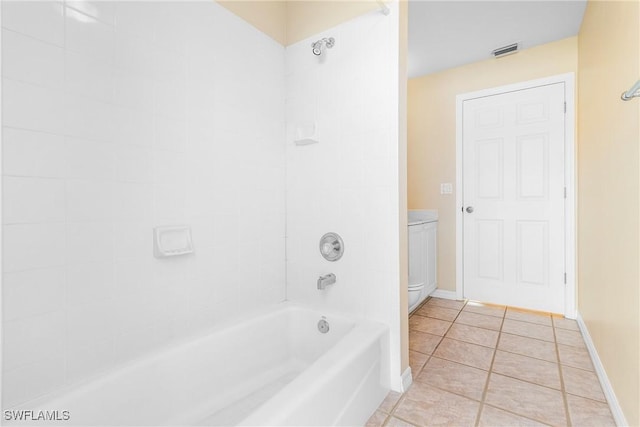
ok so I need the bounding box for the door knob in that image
[465,206,474,213]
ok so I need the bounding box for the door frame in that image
[455,73,576,318]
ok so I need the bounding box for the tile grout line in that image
[480,307,565,426]
[409,300,578,426]
[386,412,420,427]
[404,297,466,384]
[482,341,555,363]
[479,315,572,427]
[473,306,506,427]
[418,306,572,361]
[429,331,500,350]
[553,319,573,427]
[411,297,467,365]
[378,411,390,427]
[397,297,468,426]
[407,297,437,379]
[423,353,568,394]
[377,390,406,419]
[430,298,469,359]
[488,309,569,426]
[480,402,556,427]
[404,300,590,427]
[409,298,441,379]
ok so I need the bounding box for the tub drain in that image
[318,317,330,334]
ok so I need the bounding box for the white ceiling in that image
[408,1,587,78]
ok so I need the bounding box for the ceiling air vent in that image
[492,43,519,58]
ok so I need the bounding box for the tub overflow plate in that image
[318,317,330,334]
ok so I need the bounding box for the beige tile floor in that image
[367,297,616,427]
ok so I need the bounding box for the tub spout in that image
[317,273,336,290]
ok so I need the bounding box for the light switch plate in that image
[440,183,453,195]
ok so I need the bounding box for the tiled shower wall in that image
[1,1,285,407]
[284,4,402,386]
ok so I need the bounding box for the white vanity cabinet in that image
[408,210,438,312]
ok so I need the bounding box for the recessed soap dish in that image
[153,225,194,258]
[293,122,319,146]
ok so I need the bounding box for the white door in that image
[462,83,566,313]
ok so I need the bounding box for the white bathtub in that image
[5,303,389,426]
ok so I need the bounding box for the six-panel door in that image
[462,83,566,313]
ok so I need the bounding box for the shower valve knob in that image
[319,232,344,261]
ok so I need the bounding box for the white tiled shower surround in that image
[1,0,403,410]
[2,1,286,408]
[285,5,402,388]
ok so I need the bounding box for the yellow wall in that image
[285,1,379,45]
[578,1,640,424]
[217,1,287,45]
[217,0,379,46]
[407,37,579,292]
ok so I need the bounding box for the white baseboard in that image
[576,313,628,427]
[400,367,412,392]
[390,367,412,392]
[430,289,458,300]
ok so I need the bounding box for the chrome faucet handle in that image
[319,233,344,261]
